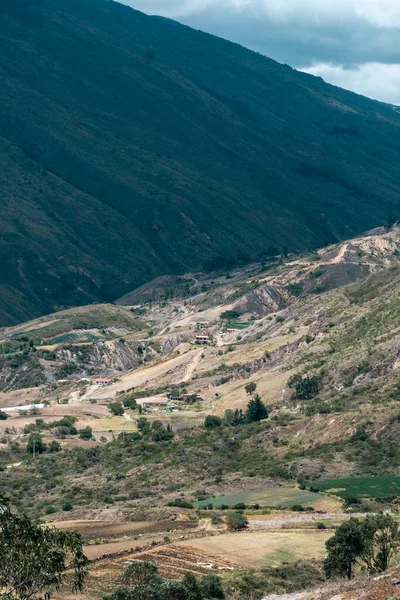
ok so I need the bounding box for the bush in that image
[48,440,61,453]
[204,415,223,429]
[62,503,73,512]
[225,512,248,531]
[109,402,124,416]
[0,410,8,420]
[79,426,93,440]
[201,574,224,598]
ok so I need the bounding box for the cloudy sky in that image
[118,0,400,105]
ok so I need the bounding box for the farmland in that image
[174,530,331,568]
[2,228,400,599]
[315,476,400,499]
[193,487,341,511]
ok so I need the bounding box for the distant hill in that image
[1,0,400,324]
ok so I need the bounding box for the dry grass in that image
[174,530,331,568]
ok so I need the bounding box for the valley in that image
[2,226,400,599]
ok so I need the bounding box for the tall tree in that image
[361,514,400,573]
[245,395,268,423]
[0,497,88,600]
[324,518,365,580]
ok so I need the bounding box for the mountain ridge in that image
[1,0,400,324]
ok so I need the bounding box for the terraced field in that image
[193,487,341,511]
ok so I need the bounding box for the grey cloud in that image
[117,0,400,103]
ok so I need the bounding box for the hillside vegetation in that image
[2,0,400,323]
[2,228,400,598]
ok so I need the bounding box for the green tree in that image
[49,440,61,453]
[225,512,248,531]
[204,415,222,429]
[324,518,365,580]
[361,514,400,573]
[183,572,203,600]
[27,433,46,455]
[109,402,125,416]
[245,382,256,395]
[122,395,138,410]
[137,417,151,435]
[385,214,397,231]
[0,497,88,599]
[0,410,8,420]
[201,574,224,598]
[245,394,268,423]
[79,426,93,440]
[122,561,159,587]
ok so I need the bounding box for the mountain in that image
[2,0,400,325]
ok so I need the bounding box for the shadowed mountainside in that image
[2,0,400,324]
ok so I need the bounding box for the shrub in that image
[225,512,248,531]
[204,415,223,429]
[79,426,93,441]
[201,573,224,598]
[109,402,124,416]
[0,411,8,420]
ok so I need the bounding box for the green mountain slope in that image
[1,0,400,324]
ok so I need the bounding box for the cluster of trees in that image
[27,433,61,455]
[204,394,268,430]
[109,395,140,416]
[24,415,82,438]
[104,561,224,600]
[26,420,94,454]
[136,417,174,442]
[325,515,400,580]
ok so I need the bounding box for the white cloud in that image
[303,62,400,105]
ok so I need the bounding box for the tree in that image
[27,433,46,455]
[245,395,268,423]
[361,514,400,573]
[325,518,365,580]
[225,512,248,531]
[0,497,88,600]
[122,561,159,587]
[245,382,256,395]
[385,214,397,231]
[109,402,124,416]
[325,515,400,580]
[201,574,224,599]
[151,421,174,442]
[79,426,93,440]
[204,415,222,429]
[122,395,137,410]
[49,440,61,453]
[0,410,8,420]
[183,572,203,600]
[137,417,151,435]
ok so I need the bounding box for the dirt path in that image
[183,349,203,382]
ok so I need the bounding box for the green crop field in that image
[314,476,400,499]
[193,486,331,509]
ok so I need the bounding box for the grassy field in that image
[193,486,337,510]
[175,530,331,568]
[315,476,400,499]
